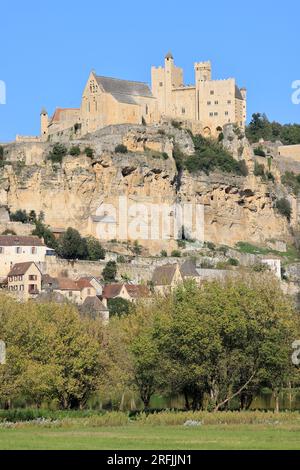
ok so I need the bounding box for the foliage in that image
[117,255,126,264]
[85,236,106,261]
[69,146,81,157]
[281,171,300,195]
[246,113,300,145]
[84,147,95,159]
[47,144,68,164]
[108,298,131,318]
[0,297,103,409]
[115,144,128,154]
[132,241,142,256]
[56,228,88,260]
[183,135,248,176]
[254,146,266,157]
[228,258,239,266]
[1,229,17,236]
[171,120,182,129]
[10,209,30,224]
[171,250,181,258]
[32,219,58,250]
[102,261,118,283]
[160,250,168,258]
[275,198,292,221]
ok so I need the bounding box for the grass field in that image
[1,422,300,450]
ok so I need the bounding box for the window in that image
[69,291,73,297]
[182,107,185,114]
[214,112,218,116]
[209,112,214,117]
[227,100,232,104]
[31,247,37,254]
[225,111,229,116]
[145,105,149,115]
[159,82,163,87]
[210,90,214,95]
[207,101,211,105]
[29,275,37,281]
[16,247,22,254]
[215,101,219,105]
[87,289,91,296]
[0,247,4,254]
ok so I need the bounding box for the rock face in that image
[0,124,294,254]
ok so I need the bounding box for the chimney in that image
[102,297,108,308]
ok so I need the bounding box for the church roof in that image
[95,76,153,105]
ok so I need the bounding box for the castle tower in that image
[194,61,212,83]
[40,108,49,140]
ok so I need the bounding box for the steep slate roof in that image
[180,260,200,279]
[152,264,180,286]
[0,236,45,247]
[8,262,40,277]
[95,76,153,105]
[102,284,124,299]
[82,296,109,312]
[125,284,151,299]
[235,85,244,100]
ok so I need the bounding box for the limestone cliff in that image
[0,123,295,255]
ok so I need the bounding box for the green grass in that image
[1,423,300,450]
[236,242,300,263]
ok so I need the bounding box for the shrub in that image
[102,261,118,283]
[85,147,95,159]
[69,146,81,156]
[254,161,265,178]
[117,255,126,264]
[47,143,68,164]
[171,120,182,129]
[1,229,17,235]
[228,258,239,266]
[85,236,106,261]
[281,171,300,195]
[254,146,266,157]
[177,240,186,249]
[115,144,128,154]
[108,298,131,317]
[276,198,292,221]
[10,210,30,224]
[205,241,216,251]
[162,152,169,160]
[160,250,168,258]
[171,250,181,258]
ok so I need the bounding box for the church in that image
[40,53,247,140]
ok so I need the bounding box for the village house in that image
[102,283,151,303]
[152,263,183,294]
[0,235,54,279]
[6,262,42,301]
[80,296,110,324]
[41,275,99,305]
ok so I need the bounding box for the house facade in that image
[0,236,53,279]
[7,262,42,301]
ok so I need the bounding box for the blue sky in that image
[0,0,299,141]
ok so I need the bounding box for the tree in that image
[57,228,88,260]
[102,261,118,283]
[0,296,102,409]
[10,209,29,224]
[276,198,292,221]
[108,298,131,317]
[32,220,57,250]
[86,236,106,261]
[47,143,68,164]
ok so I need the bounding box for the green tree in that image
[276,198,292,221]
[102,261,118,283]
[47,143,68,164]
[86,236,106,261]
[108,298,131,317]
[57,228,88,260]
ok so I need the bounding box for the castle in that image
[21,53,247,142]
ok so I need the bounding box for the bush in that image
[162,152,169,160]
[254,146,266,157]
[102,261,118,283]
[108,298,131,317]
[69,146,81,156]
[115,144,128,154]
[171,250,181,258]
[132,241,142,256]
[57,228,88,260]
[10,210,30,224]
[228,258,239,266]
[117,255,126,264]
[185,135,247,176]
[205,242,216,251]
[85,236,106,261]
[171,120,182,129]
[177,240,186,249]
[160,250,168,258]
[1,229,17,235]
[275,198,292,221]
[254,162,265,178]
[281,171,300,195]
[47,143,68,164]
[85,147,95,159]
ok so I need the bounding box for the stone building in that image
[7,262,42,301]
[38,53,247,141]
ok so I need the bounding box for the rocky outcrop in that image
[0,124,295,255]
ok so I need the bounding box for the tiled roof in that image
[8,262,40,277]
[56,278,80,291]
[0,236,45,247]
[76,278,93,289]
[102,284,124,299]
[125,284,151,299]
[152,264,179,286]
[95,76,153,105]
